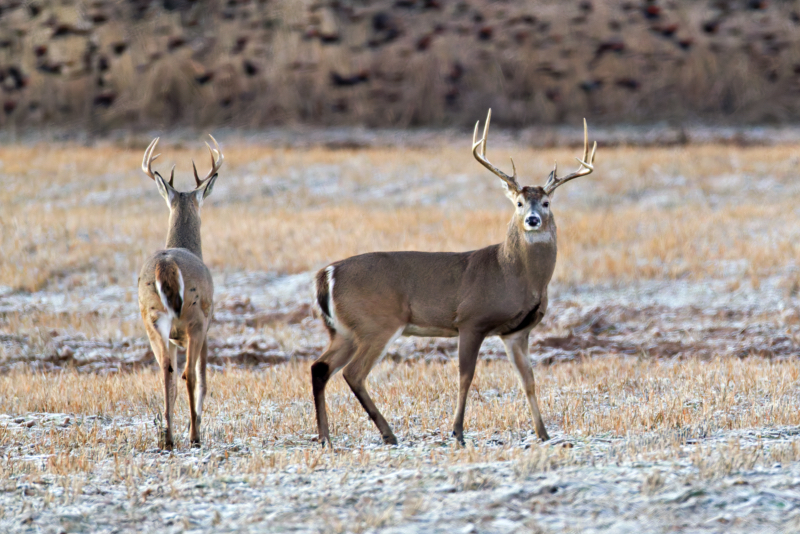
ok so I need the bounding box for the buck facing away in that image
[137,135,223,449]
[312,110,596,446]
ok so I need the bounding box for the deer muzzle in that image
[524,213,542,231]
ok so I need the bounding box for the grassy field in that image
[2,135,800,531]
[3,140,800,291]
[1,359,800,531]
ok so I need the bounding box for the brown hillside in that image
[0,0,799,130]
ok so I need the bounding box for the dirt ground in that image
[2,134,800,532]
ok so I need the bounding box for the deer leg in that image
[501,331,550,442]
[183,324,206,447]
[144,317,176,450]
[311,333,356,447]
[452,329,485,445]
[167,342,178,431]
[342,327,404,445]
[194,337,208,432]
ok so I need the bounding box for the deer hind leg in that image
[194,338,208,432]
[342,326,404,445]
[452,329,486,445]
[311,333,356,447]
[501,331,550,442]
[144,314,177,450]
[183,323,207,447]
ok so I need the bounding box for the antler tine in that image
[542,118,597,195]
[141,137,161,181]
[471,108,520,191]
[480,108,491,158]
[194,134,224,187]
[192,159,200,187]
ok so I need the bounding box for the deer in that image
[311,110,596,446]
[137,135,224,450]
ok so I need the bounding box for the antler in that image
[141,137,175,185]
[543,119,597,195]
[192,134,224,187]
[472,109,521,193]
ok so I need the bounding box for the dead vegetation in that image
[1,358,800,532]
[3,140,800,293]
[2,137,800,531]
[1,1,800,130]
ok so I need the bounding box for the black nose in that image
[526,214,541,227]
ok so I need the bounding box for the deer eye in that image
[542,201,549,208]
[516,202,522,207]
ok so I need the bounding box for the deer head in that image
[141,134,224,212]
[472,109,596,237]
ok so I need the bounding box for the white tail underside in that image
[154,267,184,349]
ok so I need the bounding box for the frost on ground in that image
[2,273,800,532]
[1,412,800,533]
[2,267,798,372]
[3,140,800,532]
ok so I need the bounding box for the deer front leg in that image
[452,329,485,445]
[501,331,550,442]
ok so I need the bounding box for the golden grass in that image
[2,139,798,530]
[2,142,799,292]
[1,357,798,480]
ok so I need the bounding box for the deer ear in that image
[154,172,175,206]
[501,180,519,203]
[194,173,218,206]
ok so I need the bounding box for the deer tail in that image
[154,258,184,318]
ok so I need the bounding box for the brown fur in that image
[315,268,334,334]
[311,186,558,447]
[154,257,183,316]
[138,139,221,450]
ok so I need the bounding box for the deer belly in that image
[402,324,459,338]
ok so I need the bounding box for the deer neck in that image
[166,207,203,260]
[500,219,557,293]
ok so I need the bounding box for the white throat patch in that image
[524,230,552,245]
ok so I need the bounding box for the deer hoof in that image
[158,430,174,451]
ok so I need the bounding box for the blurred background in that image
[0,0,798,134]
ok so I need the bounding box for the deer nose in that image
[525,214,542,228]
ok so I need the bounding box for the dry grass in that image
[2,138,800,531]
[2,1,800,129]
[1,357,798,477]
[2,141,800,293]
